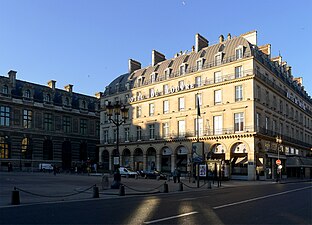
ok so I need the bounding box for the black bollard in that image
[119,185,125,196]
[93,185,99,198]
[11,187,20,205]
[178,182,183,191]
[163,182,169,193]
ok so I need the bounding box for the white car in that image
[118,167,138,177]
[39,163,53,172]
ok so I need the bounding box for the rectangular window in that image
[163,100,169,114]
[63,116,71,133]
[195,94,202,107]
[213,115,223,135]
[178,120,185,137]
[149,103,155,116]
[178,80,184,90]
[113,129,117,142]
[44,113,53,131]
[124,128,129,142]
[103,130,108,143]
[196,59,203,70]
[235,85,243,101]
[164,69,171,79]
[80,119,87,135]
[163,122,169,138]
[256,113,261,132]
[163,84,169,94]
[136,126,142,141]
[178,97,185,111]
[0,106,10,126]
[96,121,100,137]
[136,106,142,118]
[149,88,155,98]
[236,48,243,59]
[214,90,222,104]
[149,124,155,139]
[214,71,222,83]
[235,66,242,78]
[234,113,244,132]
[215,54,221,66]
[195,76,201,87]
[194,118,203,136]
[265,117,269,133]
[23,109,32,128]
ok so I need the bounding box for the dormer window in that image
[2,85,8,95]
[115,83,120,93]
[65,97,70,106]
[196,58,205,71]
[215,53,222,66]
[24,89,31,98]
[179,63,188,75]
[164,68,171,79]
[125,82,130,90]
[235,45,244,59]
[82,100,86,109]
[44,93,51,103]
[150,72,157,83]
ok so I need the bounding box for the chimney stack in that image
[128,59,141,74]
[227,33,231,40]
[64,84,73,93]
[8,70,17,88]
[47,80,56,90]
[219,35,224,43]
[152,50,166,66]
[195,33,208,52]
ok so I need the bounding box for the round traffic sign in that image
[276,159,281,165]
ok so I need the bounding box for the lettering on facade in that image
[129,83,196,102]
[286,92,306,110]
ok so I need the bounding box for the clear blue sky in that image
[0,0,311,97]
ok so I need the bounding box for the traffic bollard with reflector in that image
[11,187,20,205]
[119,185,125,196]
[178,182,183,191]
[93,185,99,198]
[163,182,168,193]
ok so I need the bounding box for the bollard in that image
[178,182,183,191]
[163,182,169,193]
[119,185,125,196]
[207,181,212,189]
[93,185,99,198]
[11,187,20,205]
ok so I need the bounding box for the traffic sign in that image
[276,159,281,165]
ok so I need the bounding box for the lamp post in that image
[105,101,129,171]
[275,136,282,182]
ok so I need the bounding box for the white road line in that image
[213,186,311,210]
[143,211,199,224]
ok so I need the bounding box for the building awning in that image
[266,153,287,159]
[232,156,248,165]
[286,156,312,168]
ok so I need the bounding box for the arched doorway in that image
[0,136,10,159]
[176,146,188,173]
[101,150,109,171]
[146,147,156,171]
[161,147,172,172]
[122,149,131,168]
[43,139,53,160]
[79,142,88,162]
[230,142,248,178]
[62,141,72,170]
[134,148,143,171]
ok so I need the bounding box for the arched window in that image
[0,136,9,159]
[21,137,32,159]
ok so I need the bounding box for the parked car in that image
[138,170,167,180]
[118,167,138,177]
[39,163,53,172]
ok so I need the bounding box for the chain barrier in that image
[121,182,164,193]
[14,184,96,198]
[181,181,207,189]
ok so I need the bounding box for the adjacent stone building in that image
[99,30,312,180]
[0,70,100,171]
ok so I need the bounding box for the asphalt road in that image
[0,175,311,225]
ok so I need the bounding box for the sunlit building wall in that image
[99,31,312,180]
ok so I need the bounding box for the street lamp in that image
[105,101,129,170]
[275,136,282,182]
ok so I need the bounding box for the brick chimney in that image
[8,70,17,88]
[64,84,73,93]
[47,80,56,90]
[128,59,141,74]
[152,50,166,66]
[219,34,224,43]
[195,33,208,52]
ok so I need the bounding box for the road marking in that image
[213,186,311,210]
[143,211,198,224]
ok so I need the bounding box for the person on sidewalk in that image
[173,168,178,183]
